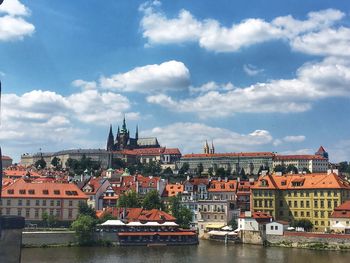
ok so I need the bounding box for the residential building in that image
[238,211,273,231]
[183,177,209,200]
[208,178,236,201]
[329,200,350,233]
[2,155,13,169]
[0,178,87,222]
[251,172,350,231]
[82,177,110,210]
[265,221,289,235]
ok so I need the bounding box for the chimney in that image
[237,177,240,182]
[218,177,221,182]
[224,177,228,182]
[187,175,190,181]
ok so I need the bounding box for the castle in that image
[106,117,160,151]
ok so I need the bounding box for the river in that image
[21,240,350,263]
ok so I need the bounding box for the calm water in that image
[21,240,350,263]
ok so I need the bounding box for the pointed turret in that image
[315,146,329,159]
[210,140,215,154]
[121,115,127,133]
[135,125,139,140]
[106,124,114,151]
[204,140,210,154]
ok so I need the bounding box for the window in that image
[7,199,11,206]
[6,208,11,215]
[50,200,54,206]
[43,190,49,195]
[300,201,304,208]
[270,226,274,230]
[314,211,318,218]
[306,192,309,197]
[36,200,40,206]
[314,200,318,208]
[306,211,310,217]
[7,189,14,194]
[69,200,73,206]
[50,209,54,216]
[28,190,35,195]
[275,226,278,230]
[35,209,39,218]
[17,209,22,216]
[18,199,22,206]
[294,211,298,217]
[328,200,332,208]
[57,200,61,206]
[54,190,60,195]
[26,200,30,206]
[301,211,304,217]
[19,189,26,195]
[334,201,338,207]
[294,201,297,207]
[320,200,324,208]
[306,201,310,208]
[26,209,30,218]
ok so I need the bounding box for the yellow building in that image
[251,172,350,231]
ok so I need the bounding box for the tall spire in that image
[210,140,215,154]
[121,115,127,133]
[106,124,114,151]
[204,140,210,154]
[135,125,139,140]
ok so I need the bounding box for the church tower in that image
[204,140,210,154]
[106,124,114,151]
[210,140,215,154]
[135,125,139,140]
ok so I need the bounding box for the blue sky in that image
[1,0,350,162]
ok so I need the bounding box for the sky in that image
[0,0,350,162]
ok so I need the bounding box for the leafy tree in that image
[169,196,193,229]
[112,158,126,169]
[42,211,49,227]
[65,155,101,176]
[78,202,97,219]
[240,168,247,180]
[216,167,226,177]
[302,167,311,174]
[118,191,140,208]
[35,158,46,169]
[274,164,286,174]
[51,157,61,169]
[48,215,58,228]
[141,161,161,176]
[197,163,204,176]
[286,164,298,174]
[71,215,96,245]
[142,190,164,210]
[162,167,173,175]
[208,167,214,177]
[292,219,313,231]
[179,162,189,175]
[229,218,238,230]
[339,162,349,173]
[226,166,232,177]
[98,213,117,224]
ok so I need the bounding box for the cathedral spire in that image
[121,115,127,133]
[106,124,114,151]
[204,140,210,154]
[210,140,215,154]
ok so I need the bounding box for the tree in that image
[197,163,204,176]
[179,162,189,175]
[71,215,96,245]
[240,168,247,180]
[229,218,238,230]
[118,191,140,208]
[208,167,214,177]
[162,167,173,176]
[42,211,49,227]
[216,167,226,177]
[274,164,286,174]
[112,158,126,169]
[169,196,193,229]
[339,162,349,173]
[286,164,298,174]
[302,167,311,174]
[78,202,97,219]
[48,215,58,228]
[142,190,164,210]
[51,157,61,169]
[292,219,313,231]
[35,158,46,169]
[141,161,161,176]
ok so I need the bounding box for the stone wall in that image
[22,231,76,247]
[266,232,350,250]
[0,229,22,263]
[240,230,263,245]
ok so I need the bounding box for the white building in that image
[273,155,328,173]
[265,221,289,235]
[238,211,272,231]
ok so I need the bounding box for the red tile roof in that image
[163,183,184,197]
[330,200,350,218]
[136,175,160,189]
[208,180,237,192]
[1,155,12,160]
[274,155,327,160]
[119,147,181,156]
[4,166,41,178]
[183,152,274,158]
[185,178,209,186]
[1,178,87,199]
[251,173,350,190]
[239,211,273,220]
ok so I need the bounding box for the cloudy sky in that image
[1,0,350,162]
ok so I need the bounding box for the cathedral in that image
[106,117,160,151]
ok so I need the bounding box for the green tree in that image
[35,158,46,169]
[339,162,349,173]
[216,167,226,177]
[141,161,161,176]
[42,211,49,227]
[302,167,311,174]
[229,218,238,230]
[292,219,313,231]
[162,167,173,175]
[169,196,193,229]
[51,157,61,169]
[118,191,140,208]
[179,162,189,175]
[142,190,164,210]
[78,202,97,218]
[286,164,298,174]
[274,164,286,174]
[48,215,58,228]
[71,215,96,245]
[208,167,214,177]
[197,163,204,176]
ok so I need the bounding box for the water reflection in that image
[21,240,350,263]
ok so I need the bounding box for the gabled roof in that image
[184,178,209,186]
[163,183,184,197]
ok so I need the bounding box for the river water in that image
[21,240,350,263]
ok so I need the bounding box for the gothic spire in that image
[106,124,114,151]
[121,115,127,133]
[210,140,215,154]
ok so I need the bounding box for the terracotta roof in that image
[163,183,184,197]
[136,175,160,189]
[184,178,209,186]
[127,208,176,222]
[163,148,181,155]
[83,177,107,195]
[274,155,327,160]
[208,180,237,192]
[239,211,273,220]
[1,178,87,199]
[330,200,350,219]
[4,166,40,178]
[1,155,12,160]
[119,147,181,156]
[183,152,274,158]
[316,146,327,154]
[118,231,196,236]
[251,173,350,190]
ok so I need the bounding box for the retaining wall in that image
[22,231,76,247]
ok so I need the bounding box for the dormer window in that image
[28,190,35,195]
[19,189,26,194]
[260,180,268,187]
[54,190,60,195]
[7,189,14,194]
[43,190,49,195]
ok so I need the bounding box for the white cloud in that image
[243,64,264,76]
[279,148,314,155]
[71,79,97,90]
[283,135,306,143]
[140,4,345,54]
[0,0,29,16]
[147,57,350,117]
[0,0,35,41]
[99,60,190,93]
[142,122,274,153]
